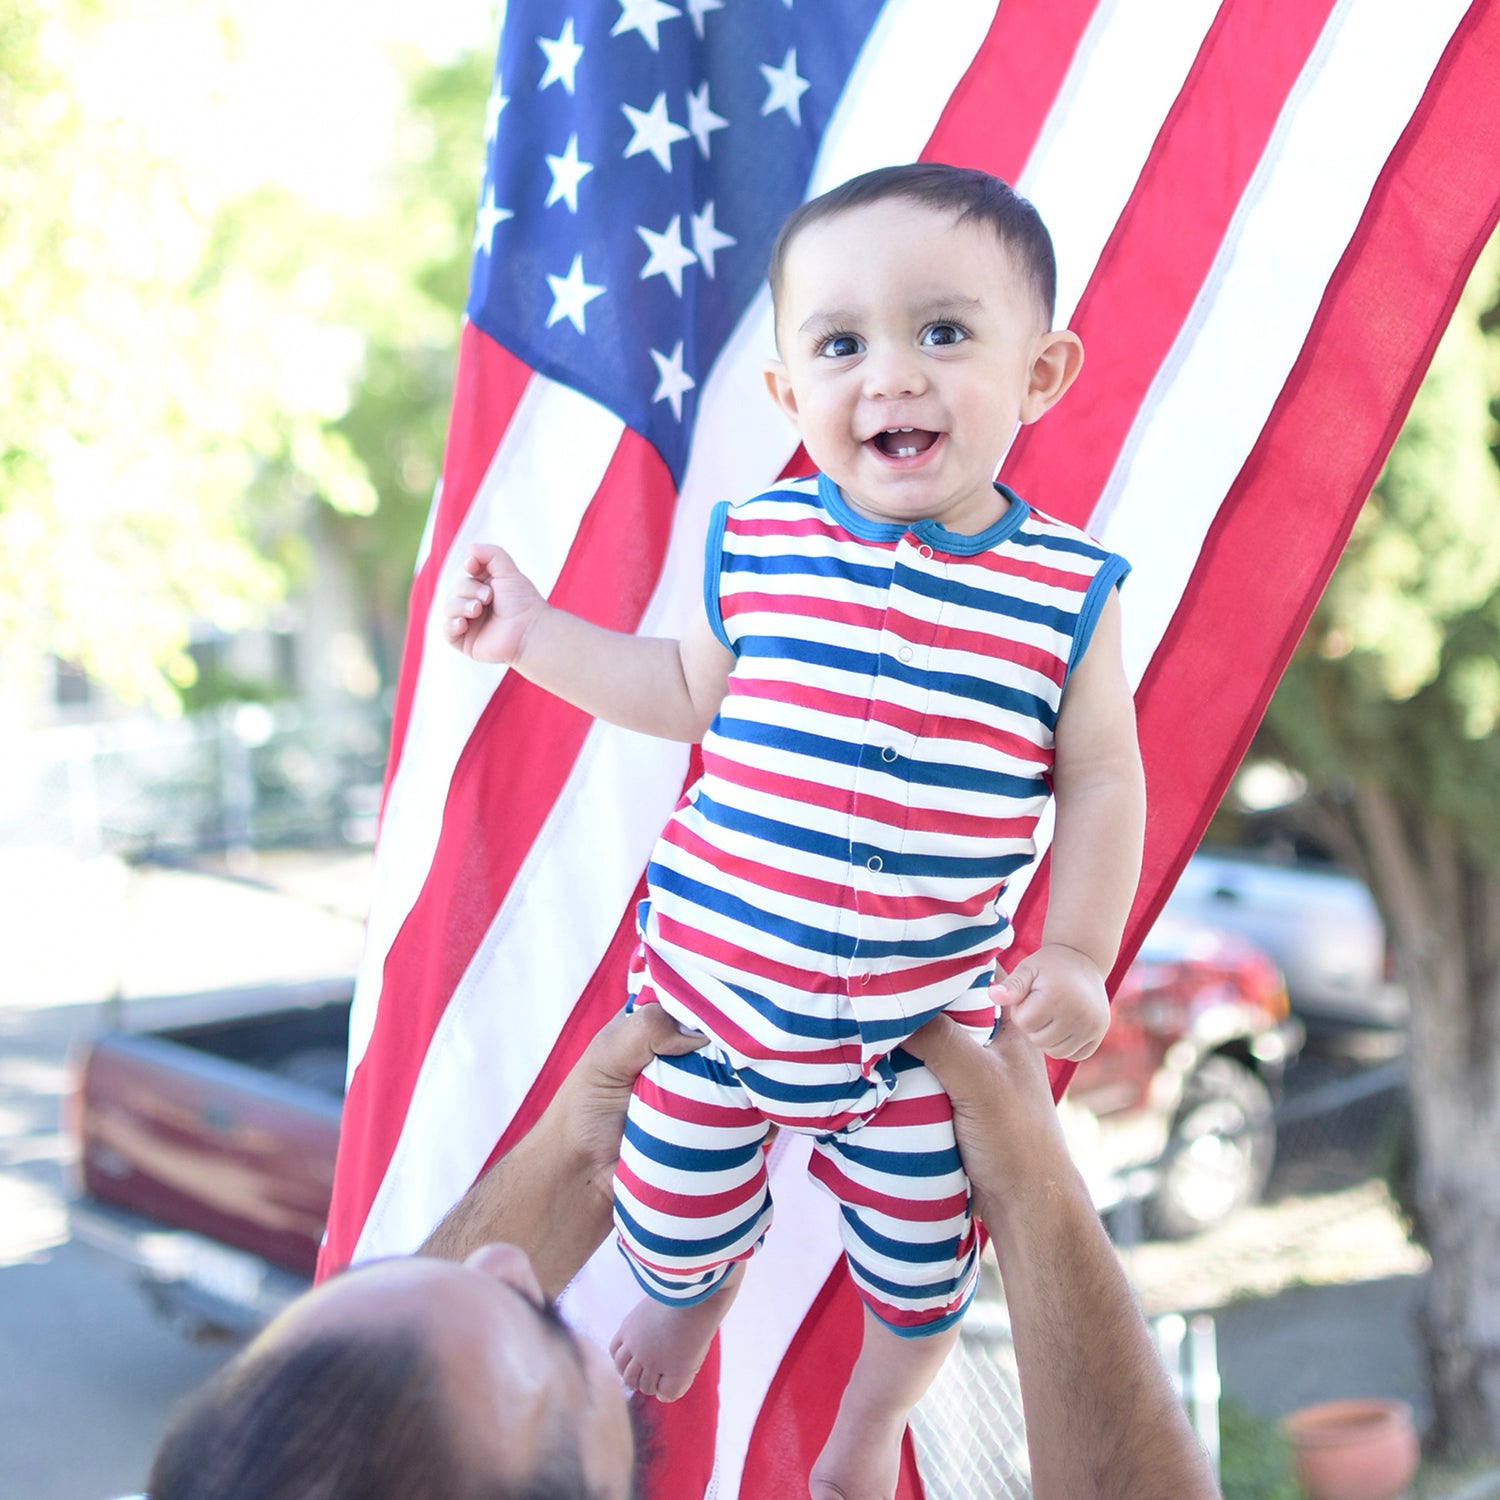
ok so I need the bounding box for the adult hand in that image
[568,1004,706,1196]
[903,1012,1078,1227]
[419,1005,703,1287]
[906,1015,1222,1500]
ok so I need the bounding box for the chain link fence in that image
[909,1038,1412,1498]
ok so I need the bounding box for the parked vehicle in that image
[1162,847,1407,1034]
[67,920,1300,1339]
[67,979,347,1340]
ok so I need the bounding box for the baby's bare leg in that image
[610,1260,745,1403]
[810,1308,960,1500]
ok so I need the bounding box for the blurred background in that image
[4,3,1500,1497]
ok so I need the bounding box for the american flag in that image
[322,1,1500,1494]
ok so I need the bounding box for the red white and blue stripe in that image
[612,470,1122,1330]
[642,473,1127,1106]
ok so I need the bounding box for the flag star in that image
[473,187,513,254]
[691,201,736,279]
[538,19,584,94]
[622,93,691,173]
[545,133,594,212]
[685,82,729,159]
[546,254,606,334]
[650,341,696,422]
[612,0,681,52]
[637,215,697,296]
[685,0,724,39]
[484,84,509,145]
[760,48,811,127]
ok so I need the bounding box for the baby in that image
[446,163,1145,1500]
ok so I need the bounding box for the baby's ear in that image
[1019,331,1085,424]
[763,359,800,426]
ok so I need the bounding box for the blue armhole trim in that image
[1065,553,1131,679]
[703,500,734,653]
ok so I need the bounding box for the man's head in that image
[762,162,1084,537]
[148,1245,635,1500]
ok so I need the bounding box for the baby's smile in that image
[871,426,940,460]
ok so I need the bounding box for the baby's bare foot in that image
[808,1405,907,1500]
[609,1262,743,1403]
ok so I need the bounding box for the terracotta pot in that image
[1280,1398,1419,1500]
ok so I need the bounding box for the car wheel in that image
[1146,1055,1275,1239]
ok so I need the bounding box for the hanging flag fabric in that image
[321,1,1500,1494]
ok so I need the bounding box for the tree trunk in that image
[1352,780,1500,1457]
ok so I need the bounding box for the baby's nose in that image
[862,344,926,398]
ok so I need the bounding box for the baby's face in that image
[765,198,1055,536]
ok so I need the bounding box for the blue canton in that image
[467,0,886,484]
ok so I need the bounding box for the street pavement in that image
[0,842,366,1499]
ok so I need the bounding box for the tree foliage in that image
[1254,239,1500,1457]
[2,0,489,709]
[1263,244,1500,856]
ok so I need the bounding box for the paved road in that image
[0,1002,235,1500]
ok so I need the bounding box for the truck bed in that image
[70,978,349,1337]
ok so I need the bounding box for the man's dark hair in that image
[147,1324,601,1500]
[767,162,1058,327]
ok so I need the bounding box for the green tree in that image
[2,0,488,710]
[1255,240,1500,1457]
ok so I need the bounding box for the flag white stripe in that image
[806,0,998,198]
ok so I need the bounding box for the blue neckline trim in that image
[815,472,1030,555]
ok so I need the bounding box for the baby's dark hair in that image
[767,162,1058,327]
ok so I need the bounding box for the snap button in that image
[859,973,871,986]
[897,646,914,663]
[917,544,933,560]
[880,746,898,763]
[867,855,883,872]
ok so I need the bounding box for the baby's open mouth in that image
[872,427,939,459]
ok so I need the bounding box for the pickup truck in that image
[67,921,1301,1339]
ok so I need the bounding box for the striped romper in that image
[614,473,1129,1335]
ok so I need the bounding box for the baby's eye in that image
[921,322,968,348]
[818,333,864,359]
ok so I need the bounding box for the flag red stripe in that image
[1001,0,1340,522]
[927,0,1100,182]
[322,429,679,1269]
[382,326,533,807]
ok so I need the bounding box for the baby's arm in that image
[444,542,735,742]
[998,589,1146,1060]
